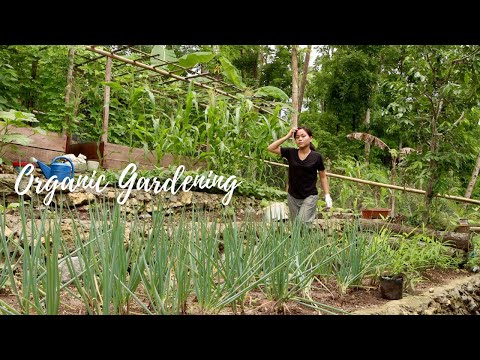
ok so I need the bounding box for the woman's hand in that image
[268,127,297,154]
[286,127,297,139]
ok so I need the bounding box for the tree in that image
[378,46,480,219]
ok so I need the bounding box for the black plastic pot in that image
[379,274,403,300]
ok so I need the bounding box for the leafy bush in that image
[379,230,463,289]
[0,109,42,164]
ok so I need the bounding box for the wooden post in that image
[298,45,311,114]
[291,45,299,128]
[101,56,113,154]
[65,47,75,151]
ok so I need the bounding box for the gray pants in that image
[287,193,318,224]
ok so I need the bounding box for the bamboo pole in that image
[291,45,299,128]
[64,47,76,151]
[84,46,286,122]
[245,156,480,205]
[101,56,112,146]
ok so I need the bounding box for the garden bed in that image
[0,268,474,315]
[0,166,478,315]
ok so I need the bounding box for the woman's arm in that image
[319,170,329,195]
[319,170,332,208]
[267,128,297,155]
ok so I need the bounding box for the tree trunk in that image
[291,45,299,128]
[298,45,311,114]
[389,156,397,218]
[27,58,39,111]
[424,100,443,216]
[465,150,480,199]
[256,45,264,86]
[364,108,371,163]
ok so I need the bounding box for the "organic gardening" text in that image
[14,163,242,206]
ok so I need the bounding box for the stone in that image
[64,192,96,206]
[58,256,85,283]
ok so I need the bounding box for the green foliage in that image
[0,109,40,164]
[219,56,246,90]
[150,45,177,71]
[466,235,480,270]
[379,230,463,289]
[333,220,389,294]
[2,45,480,229]
[253,86,288,101]
[178,52,215,69]
[309,46,380,132]
[260,45,292,95]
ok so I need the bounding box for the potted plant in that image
[379,271,404,300]
[361,208,391,219]
[378,253,405,300]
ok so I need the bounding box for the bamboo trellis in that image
[81,45,285,118]
[244,156,480,206]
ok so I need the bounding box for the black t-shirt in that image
[280,147,325,199]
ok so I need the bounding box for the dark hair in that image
[294,126,317,151]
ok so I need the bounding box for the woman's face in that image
[295,129,311,149]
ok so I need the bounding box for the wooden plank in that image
[2,144,64,163]
[103,158,155,170]
[66,141,207,171]
[68,142,100,160]
[103,143,158,163]
[6,125,66,152]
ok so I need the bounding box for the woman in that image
[267,126,332,224]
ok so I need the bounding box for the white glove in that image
[325,194,332,209]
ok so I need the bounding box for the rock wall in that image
[353,274,480,315]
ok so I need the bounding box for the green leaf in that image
[1,134,31,146]
[0,111,15,121]
[0,110,38,123]
[253,86,289,101]
[178,52,215,68]
[102,81,123,92]
[145,88,156,108]
[151,45,177,67]
[219,57,246,90]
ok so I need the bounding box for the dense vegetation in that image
[1,45,480,315]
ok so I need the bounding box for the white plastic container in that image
[87,160,100,171]
[263,202,289,222]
